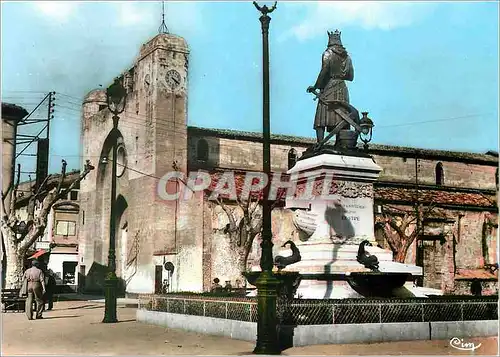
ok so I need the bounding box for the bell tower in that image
[135,14,189,177]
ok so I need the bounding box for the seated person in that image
[210,278,222,293]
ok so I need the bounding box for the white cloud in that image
[285,1,436,41]
[116,2,155,26]
[33,1,77,22]
[167,2,205,35]
[112,2,204,35]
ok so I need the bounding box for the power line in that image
[6,90,499,130]
[2,90,48,93]
[54,103,495,138]
[53,93,496,132]
[377,113,496,129]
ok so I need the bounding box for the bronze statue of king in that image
[307,30,359,144]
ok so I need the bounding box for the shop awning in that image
[28,249,48,259]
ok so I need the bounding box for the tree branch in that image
[33,174,53,200]
[56,159,67,195]
[386,215,405,238]
[216,197,237,233]
[244,231,258,259]
[382,221,401,253]
[58,161,94,200]
[19,160,94,253]
[249,199,260,217]
[7,164,21,220]
[238,198,253,233]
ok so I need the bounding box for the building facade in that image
[79,33,498,296]
[12,174,81,289]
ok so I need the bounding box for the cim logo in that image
[449,337,482,351]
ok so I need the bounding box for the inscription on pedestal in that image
[328,196,374,244]
[292,180,376,245]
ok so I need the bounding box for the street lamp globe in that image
[106,78,127,115]
[359,112,374,150]
[359,112,374,136]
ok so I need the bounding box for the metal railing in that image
[278,299,498,325]
[139,295,258,322]
[139,294,498,326]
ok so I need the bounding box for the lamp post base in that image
[253,270,281,355]
[102,271,118,323]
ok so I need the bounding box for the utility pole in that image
[35,92,55,190]
[46,91,55,143]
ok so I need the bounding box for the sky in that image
[1,0,499,178]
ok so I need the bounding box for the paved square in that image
[1,301,497,356]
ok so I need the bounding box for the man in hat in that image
[22,259,46,320]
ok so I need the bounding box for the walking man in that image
[44,271,56,311]
[23,259,46,320]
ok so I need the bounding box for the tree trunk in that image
[236,250,248,276]
[394,241,410,263]
[2,227,23,289]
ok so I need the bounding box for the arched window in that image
[495,167,498,189]
[196,139,209,162]
[288,148,297,170]
[435,162,444,186]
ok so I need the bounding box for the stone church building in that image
[79,32,498,296]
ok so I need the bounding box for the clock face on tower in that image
[165,69,181,89]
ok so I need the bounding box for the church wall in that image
[374,205,498,294]
[187,133,497,192]
[186,132,497,294]
[371,155,497,190]
[173,192,205,292]
[188,134,308,172]
[208,202,298,286]
[455,211,497,268]
[205,194,497,294]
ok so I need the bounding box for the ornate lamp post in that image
[102,78,127,323]
[252,1,280,355]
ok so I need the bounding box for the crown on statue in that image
[327,29,342,46]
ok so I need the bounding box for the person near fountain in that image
[470,278,482,296]
[210,278,222,293]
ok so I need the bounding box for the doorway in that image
[78,265,86,292]
[154,265,162,294]
[63,262,78,285]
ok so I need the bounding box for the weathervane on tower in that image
[158,1,169,34]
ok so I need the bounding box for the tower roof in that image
[83,89,107,104]
[2,102,28,122]
[139,33,189,61]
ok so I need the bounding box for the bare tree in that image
[1,159,94,289]
[375,203,435,263]
[213,193,283,273]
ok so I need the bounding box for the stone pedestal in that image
[253,152,423,299]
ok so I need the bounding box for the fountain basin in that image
[346,272,413,298]
[243,271,301,299]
